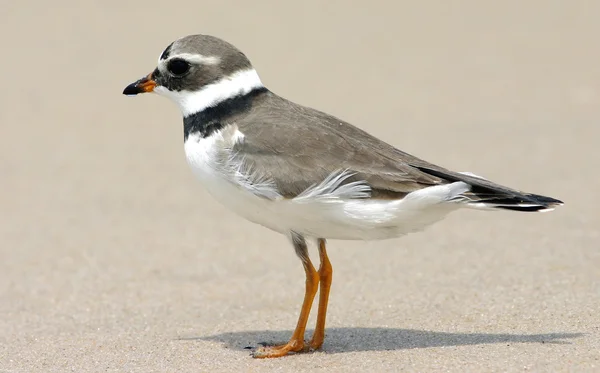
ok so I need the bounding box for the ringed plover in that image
[123,34,563,358]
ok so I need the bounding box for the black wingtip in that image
[487,193,563,212]
[528,193,564,206]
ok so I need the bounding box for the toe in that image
[251,340,306,358]
[251,345,290,359]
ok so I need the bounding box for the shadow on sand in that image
[178,327,583,354]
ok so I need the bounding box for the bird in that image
[123,34,563,358]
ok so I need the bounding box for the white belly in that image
[184,130,465,240]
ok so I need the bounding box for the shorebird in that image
[123,34,562,358]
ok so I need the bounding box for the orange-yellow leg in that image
[308,238,333,350]
[252,235,319,358]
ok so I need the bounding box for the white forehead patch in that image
[158,53,221,66]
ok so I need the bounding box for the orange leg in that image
[308,238,333,350]
[252,234,319,358]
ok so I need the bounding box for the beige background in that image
[1,1,599,372]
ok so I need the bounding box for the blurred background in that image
[0,1,598,372]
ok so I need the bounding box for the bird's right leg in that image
[252,232,319,358]
[308,238,333,351]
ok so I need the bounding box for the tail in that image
[414,167,564,212]
[463,191,563,212]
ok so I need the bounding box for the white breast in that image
[184,128,468,240]
[184,128,293,234]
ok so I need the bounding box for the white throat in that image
[154,68,264,117]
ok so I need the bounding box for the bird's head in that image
[123,34,264,117]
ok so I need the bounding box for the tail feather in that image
[471,192,564,212]
[414,166,564,212]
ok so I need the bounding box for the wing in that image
[231,92,562,210]
[232,93,446,199]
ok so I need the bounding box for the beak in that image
[123,73,156,95]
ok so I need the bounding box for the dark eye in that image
[167,59,190,76]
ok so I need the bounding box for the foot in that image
[251,339,306,358]
[308,335,324,351]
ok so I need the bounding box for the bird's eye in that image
[167,59,190,76]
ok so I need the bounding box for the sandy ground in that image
[1,1,599,372]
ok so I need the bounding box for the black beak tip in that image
[123,83,142,96]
